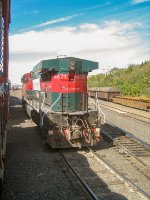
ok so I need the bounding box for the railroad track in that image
[96,101,150,126]
[99,101,150,122]
[17,92,150,199]
[101,123,150,174]
[59,148,150,200]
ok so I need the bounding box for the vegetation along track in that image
[59,148,150,200]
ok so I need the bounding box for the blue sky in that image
[11,0,150,33]
[9,0,150,83]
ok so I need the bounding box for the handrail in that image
[74,118,87,129]
[57,55,66,58]
[40,93,62,128]
[40,92,45,111]
[0,91,5,106]
[0,91,4,99]
[88,93,105,124]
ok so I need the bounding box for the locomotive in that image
[22,57,101,148]
[0,0,10,188]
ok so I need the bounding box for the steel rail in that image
[99,100,150,117]
[58,151,99,200]
[88,147,150,200]
[101,128,150,173]
[105,122,150,149]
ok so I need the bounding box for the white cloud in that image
[21,14,80,31]
[9,20,150,83]
[132,0,150,4]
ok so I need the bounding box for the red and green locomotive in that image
[22,57,101,148]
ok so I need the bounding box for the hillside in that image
[88,60,150,97]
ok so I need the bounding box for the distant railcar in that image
[88,87,121,101]
[22,57,101,148]
[88,87,150,111]
[113,96,150,111]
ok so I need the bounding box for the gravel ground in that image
[2,91,90,200]
[3,90,149,199]
[100,107,150,145]
[98,99,150,119]
[92,141,150,196]
[89,99,150,145]
[63,149,145,200]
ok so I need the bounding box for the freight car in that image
[0,0,10,189]
[88,87,121,101]
[22,57,101,148]
[113,96,150,111]
[88,87,150,111]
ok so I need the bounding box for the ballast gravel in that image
[2,91,90,200]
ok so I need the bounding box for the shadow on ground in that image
[2,94,128,200]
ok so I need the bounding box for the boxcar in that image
[88,87,121,101]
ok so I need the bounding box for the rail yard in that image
[1,0,150,199]
[2,90,150,200]
[88,88,150,111]
[88,98,150,145]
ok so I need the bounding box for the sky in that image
[9,0,150,84]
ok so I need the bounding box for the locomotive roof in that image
[31,57,99,74]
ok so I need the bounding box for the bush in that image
[88,60,150,97]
